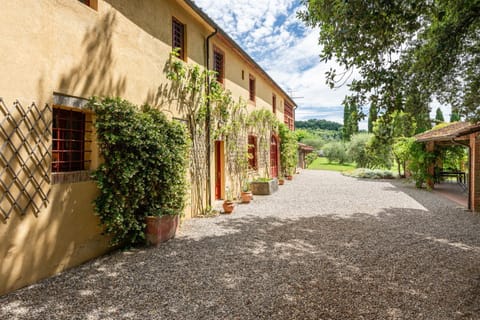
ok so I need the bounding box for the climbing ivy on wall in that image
[278,123,298,176]
[248,109,279,177]
[90,97,189,247]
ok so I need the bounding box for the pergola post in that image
[469,133,480,212]
[426,141,435,189]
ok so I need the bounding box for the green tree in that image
[299,0,480,121]
[279,123,298,176]
[435,107,445,123]
[323,141,348,164]
[342,96,360,141]
[367,98,378,133]
[450,108,461,122]
[347,133,373,168]
[392,137,415,177]
[295,119,342,131]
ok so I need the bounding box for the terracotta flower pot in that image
[286,175,293,180]
[241,191,252,203]
[145,215,179,246]
[278,179,285,185]
[223,200,235,214]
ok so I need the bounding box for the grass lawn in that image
[308,157,356,172]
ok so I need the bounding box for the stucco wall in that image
[1,0,290,295]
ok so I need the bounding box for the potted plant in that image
[240,182,253,203]
[223,188,235,214]
[278,175,285,185]
[145,208,180,246]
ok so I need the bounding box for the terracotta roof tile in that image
[415,122,479,142]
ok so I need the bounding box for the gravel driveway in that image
[2,170,480,319]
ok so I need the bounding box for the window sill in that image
[52,171,92,185]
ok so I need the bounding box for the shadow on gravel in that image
[2,202,480,320]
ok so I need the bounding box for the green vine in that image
[278,123,298,176]
[90,97,189,247]
[164,51,286,205]
[248,109,279,177]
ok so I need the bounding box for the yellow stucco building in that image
[0,0,296,295]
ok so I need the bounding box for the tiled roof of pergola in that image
[415,122,480,142]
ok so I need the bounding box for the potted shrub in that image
[278,175,285,185]
[145,209,180,246]
[90,99,189,248]
[223,188,235,214]
[240,182,253,203]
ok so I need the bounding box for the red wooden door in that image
[215,141,222,200]
[270,135,278,178]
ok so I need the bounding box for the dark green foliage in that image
[342,97,360,141]
[90,97,189,247]
[407,142,437,188]
[295,118,342,131]
[450,109,461,122]
[435,108,445,123]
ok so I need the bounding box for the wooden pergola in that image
[415,122,480,211]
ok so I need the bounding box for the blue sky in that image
[193,0,450,129]
[193,0,352,125]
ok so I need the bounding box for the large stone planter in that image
[145,215,179,246]
[250,179,278,195]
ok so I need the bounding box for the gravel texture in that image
[2,170,480,319]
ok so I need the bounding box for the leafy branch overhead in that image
[299,0,480,121]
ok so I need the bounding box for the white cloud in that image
[193,0,353,122]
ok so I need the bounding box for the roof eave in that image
[182,0,297,108]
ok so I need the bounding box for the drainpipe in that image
[205,28,218,207]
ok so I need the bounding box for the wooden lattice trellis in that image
[0,98,52,221]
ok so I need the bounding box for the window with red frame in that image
[213,48,225,84]
[52,108,86,172]
[249,75,256,102]
[172,18,186,60]
[248,135,257,170]
[284,102,294,130]
[272,94,277,114]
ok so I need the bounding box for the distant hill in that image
[295,119,343,131]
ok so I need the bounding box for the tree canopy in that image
[299,0,480,122]
[295,118,342,131]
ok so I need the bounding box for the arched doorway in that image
[270,135,279,178]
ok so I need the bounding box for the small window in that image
[78,0,97,10]
[172,18,186,61]
[248,135,257,170]
[52,108,90,173]
[213,48,225,84]
[272,94,277,114]
[249,75,256,102]
[242,70,245,80]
